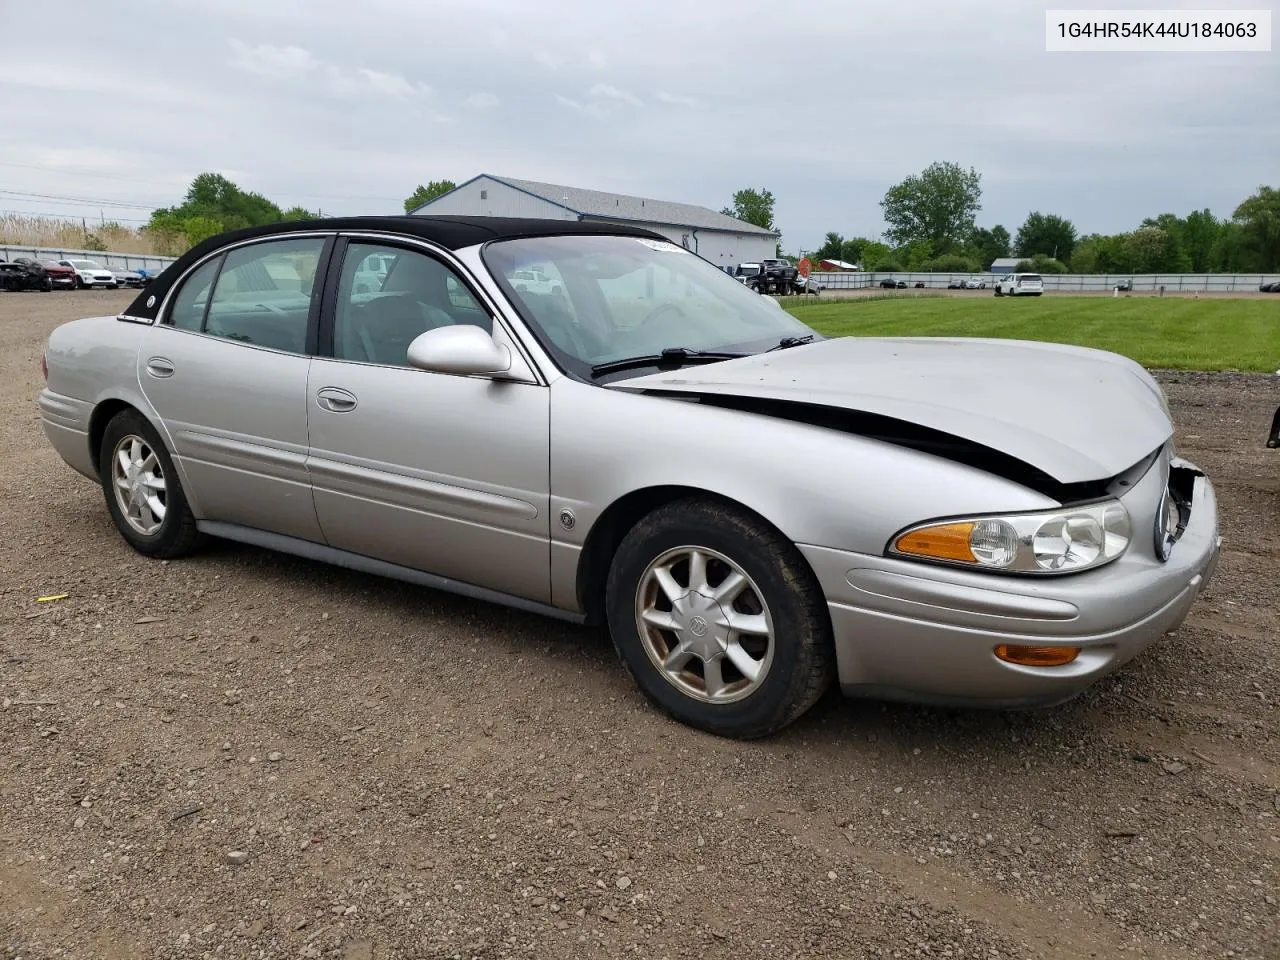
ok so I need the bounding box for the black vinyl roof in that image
[123,215,667,321]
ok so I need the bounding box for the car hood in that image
[608,336,1172,485]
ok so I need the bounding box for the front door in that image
[306,239,551,602]
[137,235,329,542]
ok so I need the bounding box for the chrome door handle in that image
[316,387,357,412]
[146,357,175,378]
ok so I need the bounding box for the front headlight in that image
[889,500,1131,575]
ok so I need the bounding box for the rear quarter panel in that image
[40,316,156,481]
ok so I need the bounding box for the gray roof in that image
[990,257,1027,268]
[472,174,779,237]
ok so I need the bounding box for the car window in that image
[332,242,493,367]
[203,237,325,352]
[484,234,816,381]
[168,256,223,331]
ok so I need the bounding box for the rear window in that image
[1019,274,1042,282]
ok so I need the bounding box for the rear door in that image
[137,234,333,541]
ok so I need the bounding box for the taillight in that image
[41,353,48,382]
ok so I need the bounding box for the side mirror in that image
[406,325,511,376]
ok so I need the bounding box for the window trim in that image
[317,232,541,383]
[167,251,225,333]
[153,232,336,356]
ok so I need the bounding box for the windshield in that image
[71,260,100,269]
[484,235,818,381]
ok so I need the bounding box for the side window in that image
[167,256,222,331]
[203,237,325,352]
[333,243,492,366]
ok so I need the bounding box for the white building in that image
[990,257,1025,274]
[408,174,779,267]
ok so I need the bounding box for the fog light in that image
[994,644,1081,667]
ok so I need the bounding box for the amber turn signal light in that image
[894,522,976,563]
[994,644,1081,667]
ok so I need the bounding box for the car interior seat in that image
[341,253,460,365]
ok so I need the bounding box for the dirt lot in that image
[2,290,1278,960]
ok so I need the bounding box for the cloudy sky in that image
[0,0,1275,252]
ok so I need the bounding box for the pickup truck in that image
[734,259,801,295]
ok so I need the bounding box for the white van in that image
[995,273,1044,297]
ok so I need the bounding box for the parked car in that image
[1260,280,1280,293]
[1115,279,1134,292]
[37,216,1221,739]
[995,273,1045,297]
[0,260,53,292]
[109,264,147,288]
[509,267,557,295]
[793,275,824,296]
[946,279,966,290]
[58,258,118,289]
[11,257,76,289]
[879,278,906,289]
[963,278,987,289]
[914,282,925,288]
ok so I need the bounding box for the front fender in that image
[548,379,1057,611]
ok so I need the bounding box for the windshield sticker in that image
[633,238,688,254]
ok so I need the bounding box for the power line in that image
[0,159,189,188]
[0,209,153,224]
[0,189,163,209]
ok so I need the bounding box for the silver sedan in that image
[38,216,1221,738]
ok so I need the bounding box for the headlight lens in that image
[890,500,1131,575]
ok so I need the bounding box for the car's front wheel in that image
[99,409,202,558]
[605,497,835,739]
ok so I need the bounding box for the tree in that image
[1123,226,1179,273]
[880,161,982,253]
[1232,185,1280,271]
[814,232,844,262]
[1014,254,1068,274]
[968,225,1010,268]
[840,237,869,266]
[857,240,895,271]
[1180,208,1223,272]
[721,188,777,232]
[922,253,979,272]
[1014,212,1077,261]
[404,180,458,213]
[146,173,317,253]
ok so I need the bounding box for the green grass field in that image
[782,295,1280,372]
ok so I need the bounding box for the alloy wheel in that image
[635,545,775,704]
[110,434,167,536]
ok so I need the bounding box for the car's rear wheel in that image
[605,497,835,739]
[99,409,202,558]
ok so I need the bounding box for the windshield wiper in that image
[766,334,817,352]
[590,346,746,377]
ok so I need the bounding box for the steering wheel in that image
[638,302,689,328]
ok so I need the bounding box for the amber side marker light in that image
[895,522,976,563]
[994,644,1081,667]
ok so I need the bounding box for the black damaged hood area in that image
[609,335,1173,488]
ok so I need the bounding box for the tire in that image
[604,497,835,739]
[99,408,202,559]
[994,288,1002,297]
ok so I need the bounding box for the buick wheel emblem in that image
[689,615,709,637]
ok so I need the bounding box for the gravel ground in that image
[2,290,1278,960]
